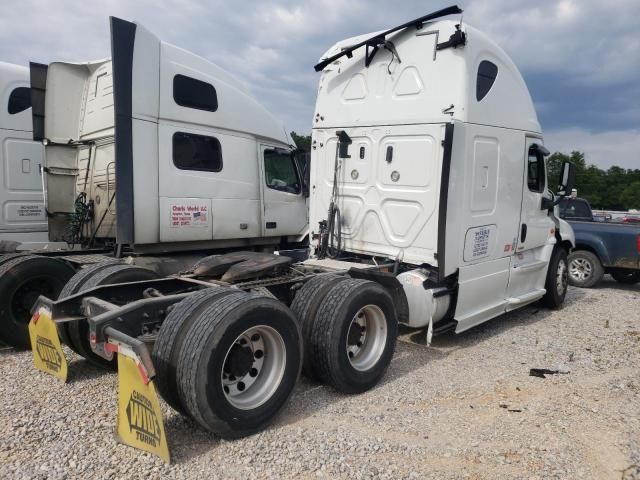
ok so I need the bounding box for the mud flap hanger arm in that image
[104,327,156,378]
[313,5,463,72]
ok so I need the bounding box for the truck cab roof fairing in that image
[313,20,540,133]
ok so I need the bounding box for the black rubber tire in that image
[568,250,604,288]
[610,270,640,284]
[541,247,568,309]
[177,291,302,438]
[57,261,122,354]
[0,252,32,267]
[290,274,350,380]
[65,264,159,369]
[310,279,397,394]
[152,286,235,415]
[0,256,76,349]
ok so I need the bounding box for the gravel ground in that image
[1,276,639,480]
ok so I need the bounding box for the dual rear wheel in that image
[153,289,302,438]
[292,276,398,393]
[151,276,398,438]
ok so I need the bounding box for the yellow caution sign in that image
[116,350,170,463]
[28,307,68,382]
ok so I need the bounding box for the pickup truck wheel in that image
[290,274,349,380]
[152,287,234,415]
[177,291,301,438]
[541,247,568,309]
[0,256,76,349]
[568,250,604,288]
[310,279,397,394]
[610,270,640,284]
[65,264,159,369]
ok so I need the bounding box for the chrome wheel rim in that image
[569,258,592,282]
[556,258,568,295]
[346,304,387,372]
[221,325,286,410]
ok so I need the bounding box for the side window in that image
[476,60,498,101]
[173,74,218,112]
[264,149,301,194]
[8,87,31,114]
[173,132,222,172]
[527,146,545,193]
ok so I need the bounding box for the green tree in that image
[547,150,639,210]
[290,132,311,152]
[620,181,640,210]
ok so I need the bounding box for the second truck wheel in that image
[310,279,398,394]
[60,263,159,368]
[0,255,76,349]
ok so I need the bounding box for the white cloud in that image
[544,128,640,170]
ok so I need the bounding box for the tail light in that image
[637,234,640,253]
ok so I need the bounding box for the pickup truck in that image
[560,197,640,287]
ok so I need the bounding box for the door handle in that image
[520,224,527,243]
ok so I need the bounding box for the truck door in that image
[260,145,307,237]
[506,137,556,304]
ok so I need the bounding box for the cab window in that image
[8,87,31,114]
[173,132,222,172]
[264,149,300,194]
[173,75,218,112]
[527,147,545,193]
[476,60,498,101]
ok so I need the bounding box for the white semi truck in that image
[0,63,48,251]
[26,7,575,461]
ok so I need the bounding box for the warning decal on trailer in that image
[170,204,210,228]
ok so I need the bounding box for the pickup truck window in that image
[173,74,218,112]
[559,198,592,220]
[8,87,31,114]
[173,132,222,172]
[527,147,545,193]
[264,149,301,194]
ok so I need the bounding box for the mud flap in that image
[28,307,68,382]
[116,346,170,463]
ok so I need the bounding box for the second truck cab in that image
[31,18,308,251]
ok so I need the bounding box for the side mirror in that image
[541,197,554,211]
[557,161,576,196]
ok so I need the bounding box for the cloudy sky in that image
[1,0,638,169]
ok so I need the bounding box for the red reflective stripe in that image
[104,343,119,354]
[31,312,41,325]
[136,361,150,385]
